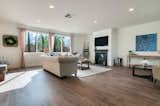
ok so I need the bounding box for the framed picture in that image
[3,35,18,47]
[136,33,157,51]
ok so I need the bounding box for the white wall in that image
[0,22,21,69]
[72,35,89,55]
[117,20,160,66]
[111,28,118,61]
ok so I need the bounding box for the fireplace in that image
[95,50,108,66]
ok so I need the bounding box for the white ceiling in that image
[0,0,160,34]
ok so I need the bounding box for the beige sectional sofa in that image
[41,55,78,77]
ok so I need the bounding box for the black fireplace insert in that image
[95,50,108,66]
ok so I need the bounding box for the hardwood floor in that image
[0,67,160,106]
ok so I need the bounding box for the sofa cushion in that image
[60,52,68,56]
[58,56,78,63]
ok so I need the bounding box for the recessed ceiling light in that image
[129,8,135,12]
[49,5,55,9]
[93,20,97,24]
[36,19,41,23]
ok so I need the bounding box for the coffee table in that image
[78,58,90,70]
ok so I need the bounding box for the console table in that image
[128,54,160,68]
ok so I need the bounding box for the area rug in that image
[0,70,40,93]
[77,65,112,78]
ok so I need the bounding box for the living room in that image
[0,0,160,106]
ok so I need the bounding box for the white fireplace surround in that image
[89,29,117,66]
[95,46,109,50]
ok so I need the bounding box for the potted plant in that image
[128,50,136,55]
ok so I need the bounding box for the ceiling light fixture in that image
[129,8,135,12]
[65,13,72,18]
[49,4,55,9]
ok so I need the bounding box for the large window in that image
[25,31,49,52]
[63,36,71,52]
[54,35,62,52]
[54,35,71,52]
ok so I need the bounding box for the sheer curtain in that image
[19,28,26,68]
[49,32,55,52]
